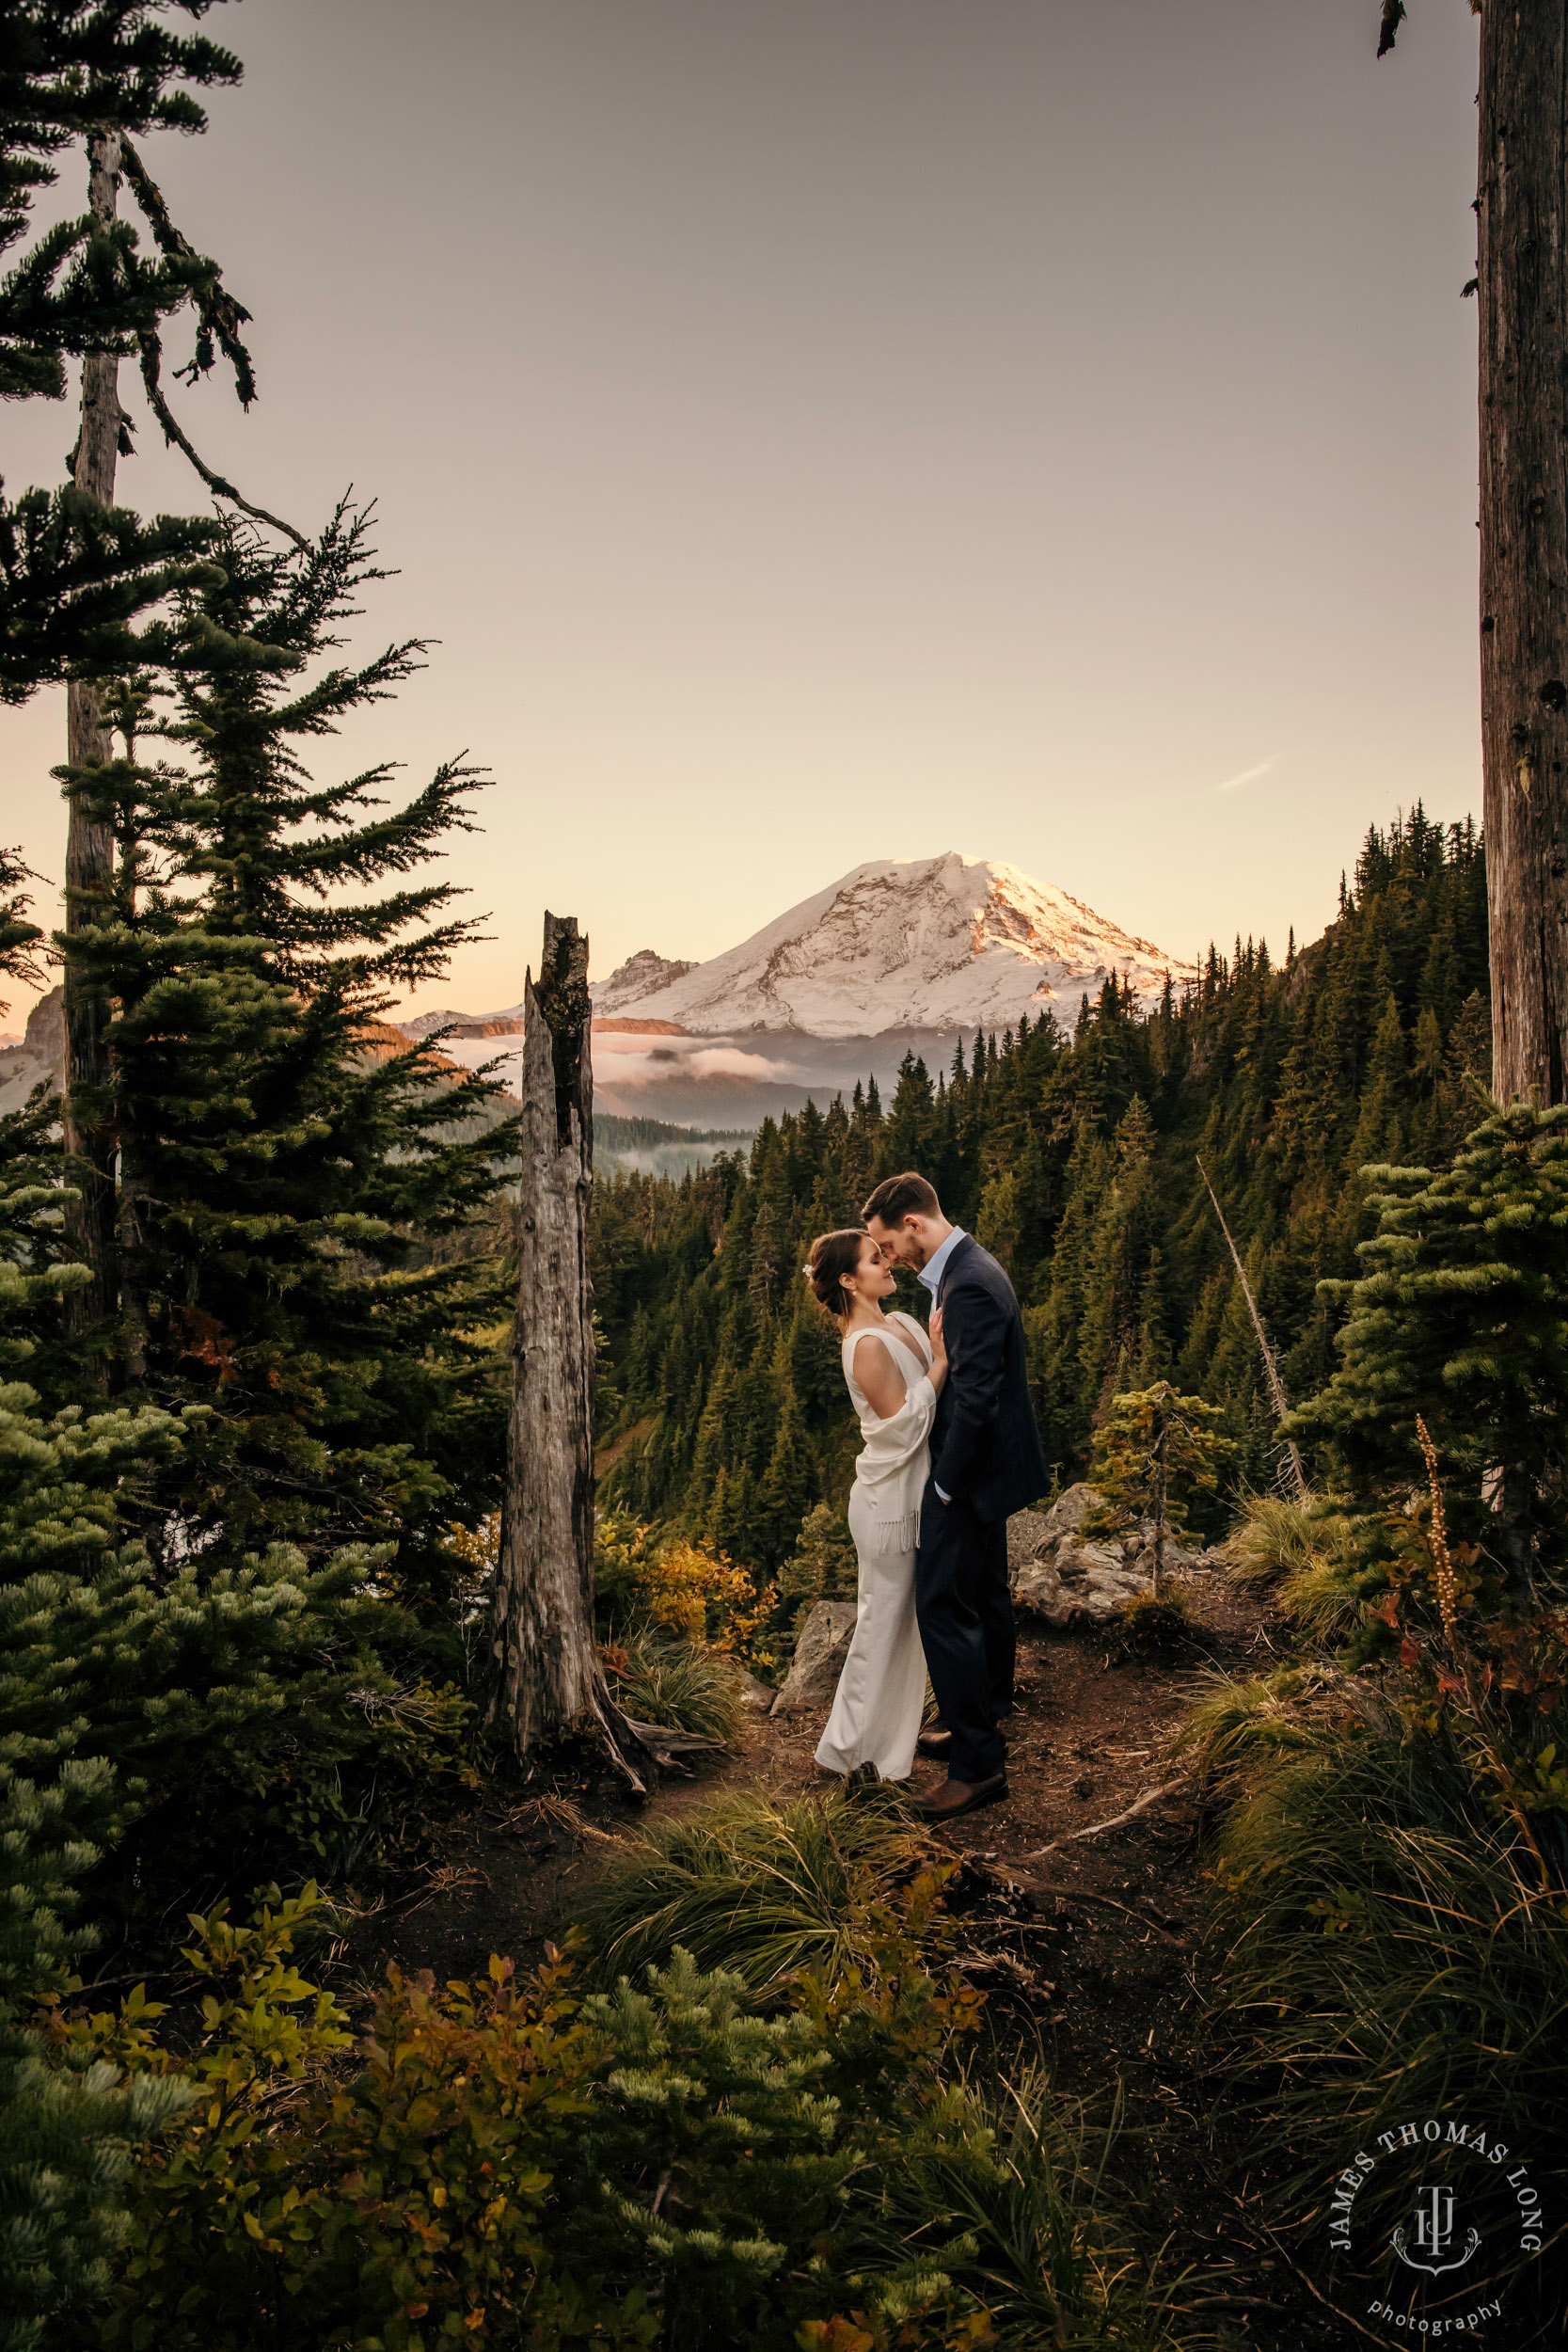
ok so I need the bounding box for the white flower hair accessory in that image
[800,1263,815,1278]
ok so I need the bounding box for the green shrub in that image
[0,1544,478,1908]
[71,1879,983,2350]
[64,1888,620,2352]
[0,1753,193,2352]
[577,1782,942,1996]
[1226,1491,1376,1643]
[72,1869,1199,2352]
[1174,1662,1340,1804]
[859,2065,1200,2351]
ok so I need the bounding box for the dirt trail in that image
[352,1570,1337,2351]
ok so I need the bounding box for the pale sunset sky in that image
[3,0,1482,1027]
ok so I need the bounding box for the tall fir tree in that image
[56,506,518,1606]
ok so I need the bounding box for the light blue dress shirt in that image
[917,1225,966,1304]
[917,1228,965,1499]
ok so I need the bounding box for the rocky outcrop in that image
[1007,1483,1200,1627]
[592,949,699,1014]
[0,985,65,1117]
[769,1600,858,1715]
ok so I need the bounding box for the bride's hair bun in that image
[804,1228,869,1318]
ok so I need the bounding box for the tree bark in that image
[62,127,127,1345]
[486,914,656,1784]
[1479,0,1568,1104]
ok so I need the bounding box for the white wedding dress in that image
[815,1311,935,1782]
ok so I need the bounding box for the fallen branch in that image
[1022,1778,1191,1859]
[497,1794,628,1848]
[958,1853,1188,1944]
[1021,1883,1188,1945]
[616,1713,727,1753]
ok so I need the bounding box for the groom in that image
[863,1172,1047,1820]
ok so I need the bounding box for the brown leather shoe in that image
[911,1772,1007,1820]
[916,1726,1009,1762]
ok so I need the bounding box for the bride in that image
[803,1228,947,1781]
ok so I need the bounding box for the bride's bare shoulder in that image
[847,1328,905,1417]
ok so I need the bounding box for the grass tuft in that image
[1202,1677,1568,2306]
[891,2068,1206,2348]
[1108,1587,1203,1656]
[605,1621,744,1745]
[1226,1492,1370,1642]
[578,1779,942,1996]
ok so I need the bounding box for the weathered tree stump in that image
[485,913,657,1784]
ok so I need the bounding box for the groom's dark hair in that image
[862,1171,941,1226]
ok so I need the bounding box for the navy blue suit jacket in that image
[928,1235,1048,1523]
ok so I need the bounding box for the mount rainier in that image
[401,853,1195,1126]
[592,853,1191,1037]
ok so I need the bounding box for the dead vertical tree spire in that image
[1474,0,1568,1104]
[62,127,127,1355]
[486,913,658,1787]
[1196,1157,1309,1500]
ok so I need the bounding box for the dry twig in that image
[1023,1779,1191,1859]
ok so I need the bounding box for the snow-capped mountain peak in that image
[592,949,697,1014]
[590,852,1193,1039]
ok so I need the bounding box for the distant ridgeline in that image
[594,1113,755,1152]
[594,1111,755,1178]
[592,810,1489,1572]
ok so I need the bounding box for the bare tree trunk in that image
[62,128,127,1349]
[1196,1158,1309,1498]
[1149,1414,1168,1596]
[486,914,657,1786]
[1479,0,1568,1104]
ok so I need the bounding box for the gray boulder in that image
[1007,1485,1104,1581]
[1037,1482,1105,1546]
[1006,1482,1169,1626]
[1006,1509,1056,1575]
[769,1600,858,1715]
[1052,1540,1151,1622]
[1126,1535,1197,1582]
[1012,1554,1064,1614]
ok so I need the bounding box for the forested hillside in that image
[594,807,1489,1565]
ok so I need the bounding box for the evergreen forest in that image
[595,807,1491,1568]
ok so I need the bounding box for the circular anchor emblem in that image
[1322,2111,1544,2341]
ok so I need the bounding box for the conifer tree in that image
[55,506,516,1601]
[1085,1383,1233,1585]
[1289,1102,1568,1601]
[0,0,290,1333]
[0,1745,194,2352]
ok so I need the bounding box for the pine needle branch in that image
[1377,0,1406,57]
